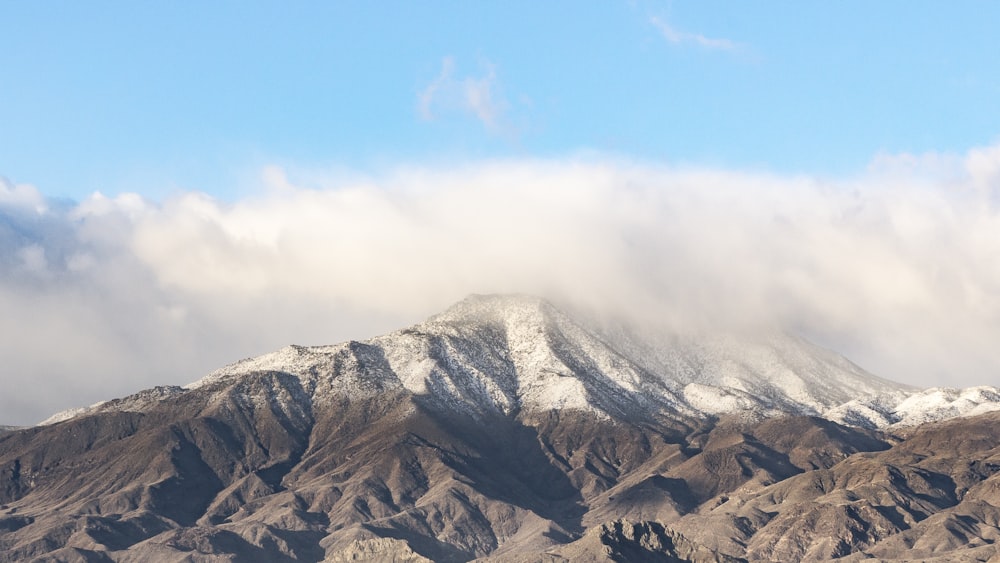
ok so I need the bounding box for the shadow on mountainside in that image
[418,402,588,535]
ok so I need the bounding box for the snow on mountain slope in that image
[36,294,1000,429]
[399,294,916,420]
[825,385,1000,429]
[595,325,913,417]
[186,294,690,420]
[894,386,1000,425]
[377,294,690,418]
[37,386,187,426]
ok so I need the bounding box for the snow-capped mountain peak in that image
[38,294,1000,429]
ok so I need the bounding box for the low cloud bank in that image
[3,148,1000,423]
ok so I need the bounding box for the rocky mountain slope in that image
[2,294,1000,561]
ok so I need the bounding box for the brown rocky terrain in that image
[2,296,999,561]
[6,384,999,561]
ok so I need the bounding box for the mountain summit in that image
[4,294,1000,561]
[38,294,985,431]
[155,294,914,423]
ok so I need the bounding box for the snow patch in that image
[683,383,760,415]
[891,386,1000,427]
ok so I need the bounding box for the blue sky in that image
[4,2,1000,423]
[3,1,999,200]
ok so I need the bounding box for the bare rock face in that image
[323,537,433,562]
[670,411,1000,562]
[2,294,1000,561]
[551,519,746,562]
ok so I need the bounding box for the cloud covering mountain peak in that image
[3,150,1000,423]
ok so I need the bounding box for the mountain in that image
[37,294,920,427]
[2,294,999,561]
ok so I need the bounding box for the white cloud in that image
[418,57,511,133]
[650,16,739,51]
[16,244,48,276]
[0,177,48,214]
[5,148,1000,423]
[965,143,1000,191]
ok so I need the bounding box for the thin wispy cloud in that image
[417,56,456,121]
[462,62,503,130]
[418,56,510,134]
[650,16,739,51]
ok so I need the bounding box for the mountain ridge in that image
[5,294,1000,561]
[37,293,992,431]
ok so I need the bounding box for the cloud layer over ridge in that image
[3,148,1000,424]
